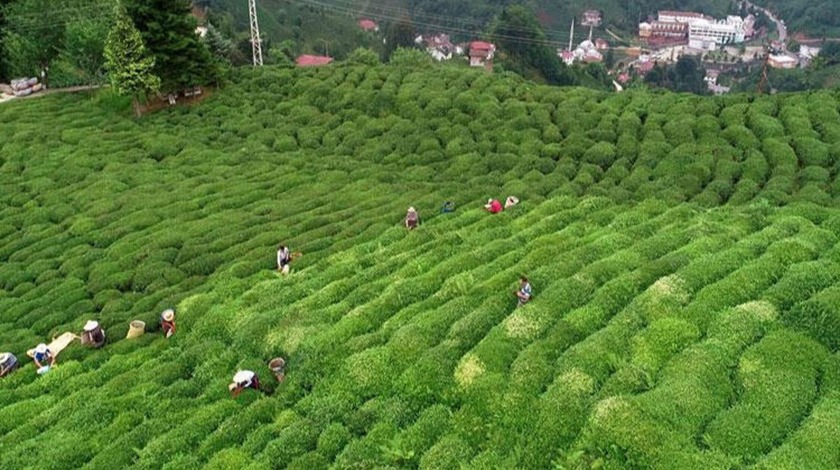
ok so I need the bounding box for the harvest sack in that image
[26,332,79,358]
[126,321,146,339]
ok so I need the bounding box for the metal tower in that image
[248,0,263,66]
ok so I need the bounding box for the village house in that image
[582,10,602,27]
[767,54,797,69]
[358,19,378,32]
[595,38,609,50]
[418,34,457,61]
[296,55,334,67]
[559,49,574,66]
[469,41,495,68]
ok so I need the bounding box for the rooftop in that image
[296,55,334,67]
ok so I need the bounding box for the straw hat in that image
[408,207,416,212]
[84,320,99,332]
[487,198,493,204]
[35,343,47,354]
[0,352,9,363]
[162,309,175,322]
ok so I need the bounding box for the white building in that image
[688,16,746,47]
[768,54,798,69]
[658,11,706,24]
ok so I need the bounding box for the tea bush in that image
[1,64,840,467]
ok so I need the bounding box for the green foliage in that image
[104,6,160,114]
[123,0,219,93]
[1,64,840,470]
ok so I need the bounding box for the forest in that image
[1,60,840,468]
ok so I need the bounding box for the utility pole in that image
[569,19,574,51]
[248,0,263,66]
[756,52,770,94]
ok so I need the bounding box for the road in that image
[744,0,787,45]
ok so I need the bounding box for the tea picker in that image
[276,244,301,275]
[484,198,503,214]
[32,343,55,374]
[269,357,286,383]
[405,207,419,230]
[229,370,260,397]
[80,320,106,348]
[161,309,176,338]
[0,352,18,378]
[515,276,532,307]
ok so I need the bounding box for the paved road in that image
[744,0,787,45]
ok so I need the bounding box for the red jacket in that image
[489,199,503,213]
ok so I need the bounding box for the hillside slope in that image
[1,65,840,468]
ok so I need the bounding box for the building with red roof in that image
[469,41,496,68]
[358,19,378,31]
[296,55,334,67]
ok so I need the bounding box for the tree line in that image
[0,0,221,109]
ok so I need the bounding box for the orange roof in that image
[296,55,334,67]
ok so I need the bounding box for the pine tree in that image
[104,8,160,116]
[123,0,219,93]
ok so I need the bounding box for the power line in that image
[289,0,572,49]
[294,0,583,40]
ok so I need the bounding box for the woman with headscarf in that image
[405,207,420,230]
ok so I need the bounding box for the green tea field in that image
[1,64,840,469]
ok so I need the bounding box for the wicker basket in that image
[126,320,146,339]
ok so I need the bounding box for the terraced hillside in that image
[1,64,840,469]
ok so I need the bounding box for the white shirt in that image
[277,248,290,265]
[233,370,255,387]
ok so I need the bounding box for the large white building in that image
[644,11,747,51]
[688,16,746,49]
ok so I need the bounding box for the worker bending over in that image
[80,320,106,348]
[0,352,18,378]
[161,309,176,338]
[229,370,260,397]
[515,276,532,307]
[33,343,55,373]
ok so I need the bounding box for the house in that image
[800,45,821,59]
[422,34,456,61]
[574,39,603,63]
[582,10,602,27]
[767,54,797,69]
[296,55,334,67]
[358,19,378,32]
[559,49,574,66]
[704,68,721,84]
[635,58,656,74]
[595,38,609,50]
[469,41,495,68]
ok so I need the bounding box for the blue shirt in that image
[34,350,51,363]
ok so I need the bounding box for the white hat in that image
[233,370,253,384]
[488,198,493,204]
[162,309,175,321]
[0,352,9,363]
[408,207,416,212]
[35,343,47,354]
[84,320,99,332]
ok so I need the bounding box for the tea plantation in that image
[1,64,840,469]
